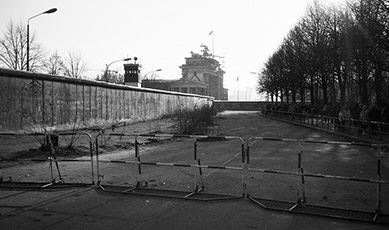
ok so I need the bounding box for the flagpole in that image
[237,75,239,101]
[209,30,214,58]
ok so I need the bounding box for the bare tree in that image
[96,69,124,84]
[259,0,389,107]
[43,50,65,75]
[143,71,160,81]
[0,20,44,71]
[62,51,88,78]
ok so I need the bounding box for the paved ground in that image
[1,111,388,229]
[0,186,387,230]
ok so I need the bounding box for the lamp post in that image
[143,69,162,80]
[251,71,266,101]
[27,8,57,71]
[142,69,162,87]
[104,58,132,82]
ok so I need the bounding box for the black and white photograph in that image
[0,0,388,229]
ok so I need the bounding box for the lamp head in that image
[44,8,57,14]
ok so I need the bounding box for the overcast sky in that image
[0,0,344,99]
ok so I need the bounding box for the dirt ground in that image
[0,118,177,167]
[1,111,389,227]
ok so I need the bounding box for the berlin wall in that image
[0,68,213,133]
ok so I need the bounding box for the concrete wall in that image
[0,68,213,133]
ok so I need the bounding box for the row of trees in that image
[0,20,124,82]
[258,0,389,108]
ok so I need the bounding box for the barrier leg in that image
[96,138,101,185]
[243,144,249,198]
[48,135,62,183]
[89,138,95,185]
[135,137,142,188]
[193,139,198,191]
[375,146,382,220]
[297,144,306,205]
[197,159,204,191]
[289,143,306,211]
[52,138,62,182]
[49,155,54,182]
[193,139,204,192]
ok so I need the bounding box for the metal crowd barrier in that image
[0,132,94,189]
[95,132,245,200]
[246,136,389,223]
[2,129,388,223]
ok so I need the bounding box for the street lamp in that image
[142,69,162,87]
[104,58,132,82]
[143,69,162,80]
[27,8,57,71]
[250,71,266,101]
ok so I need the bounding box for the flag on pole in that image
[209,30,213,36]
[236,75,239,81]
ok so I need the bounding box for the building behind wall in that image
[142,45,228,100]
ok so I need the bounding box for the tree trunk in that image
[374,62,383,106]
[360,56,369,106]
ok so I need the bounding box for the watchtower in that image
[123,63,140,87]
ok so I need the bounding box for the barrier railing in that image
[0,132,94,188]
[246,136,389,222]
[266,110,389,141]
[2,129,388,222]
[95,132,246,200]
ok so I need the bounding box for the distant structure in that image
[124,62,141,87]
[142,45,228,100]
